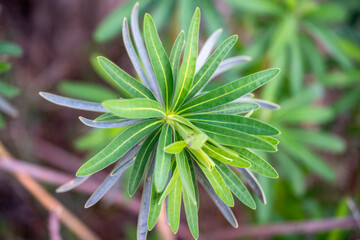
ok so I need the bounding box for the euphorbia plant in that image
[40,4,280,239]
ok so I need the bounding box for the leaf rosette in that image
[41,4,280,239]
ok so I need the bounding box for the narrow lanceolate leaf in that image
[237,98,280,110]
[122,18,153,92]
[128,129,161,196]
[210,56,251,80]
[97,57,155,100]
[102,99,165,119]
[186,35,238,101]
[137,154,156,240]
[56,176,90,193]
[175,150,196,204]
[214,160,256,209]
[178,68,280,114]
[164,141,187,154]
[76,119,161,176]
[230,147,279,178]
[196,28,223,72]
[168,177,182,233]
[184,102,259,116]
[158,168,179,204]
[202,144,251,168]
[154,124,173,192]
[198,163,234,207]
[79,116,144,129]
[186,114,280,136]
[39,92,108,112]
[171,8,201,111]
[183,189,199,239]
[130,3,161,101]
[169,31,185,81]
[144,14,174,111]
[0,96,18,117]
[85,159,134,208]
[111,143,142,175]
[148,180,163,230]
[194,122,277,152]
[94,112,123,122]
[196,167,238,227]
[236,168,267,204]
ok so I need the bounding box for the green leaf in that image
[186,35,238,101]
[175,150,196,204]
[184,101,259,116]
[259,136,279,146]
[170,31,185,81]
[154,124,173,192]
[230,147,278,178]
[289,33,303,94]
[280,132,335,181]
[288,129,345,153]
[158,167,179,204]
[196,166,238,228]
[137,152,155,240]
[148,180,163,230]
[128,129,161,196]
[186,114,280,136]
[93,0,139,43]
[0,41,22,56]
[198,163,234,206]
[0,81,19,98]
[94,112,122,122]
[171,8,201,111]
[194,122,277,151]
[202,144,251,168]
[183,189,199,239]
[223,0,282,15]
[178,68,280,114]
[189,148,215,170]
[168,177,182,233]
[76,119,162,176]
[304,21,353,69]
[97,56,156,99]
[144,14,174,111]
[58,81,117,102]
[214,160,256,209]
[0,62,11,74]
[103,99,165,119]
[173,122,207,150]
[164,141,187,154]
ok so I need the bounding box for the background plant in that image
[0,41,21,128]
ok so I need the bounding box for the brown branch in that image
[0,142,101,240]
[201,217,358,240]
[0,156,140,214]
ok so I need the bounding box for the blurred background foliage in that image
[0,0,359,239]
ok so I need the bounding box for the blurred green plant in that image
[0,41,22,128]
[41,5,281,239]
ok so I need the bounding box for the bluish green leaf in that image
[39,92,107,112]
[76,119,162,176]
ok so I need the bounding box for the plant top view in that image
[40,4,280,239]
